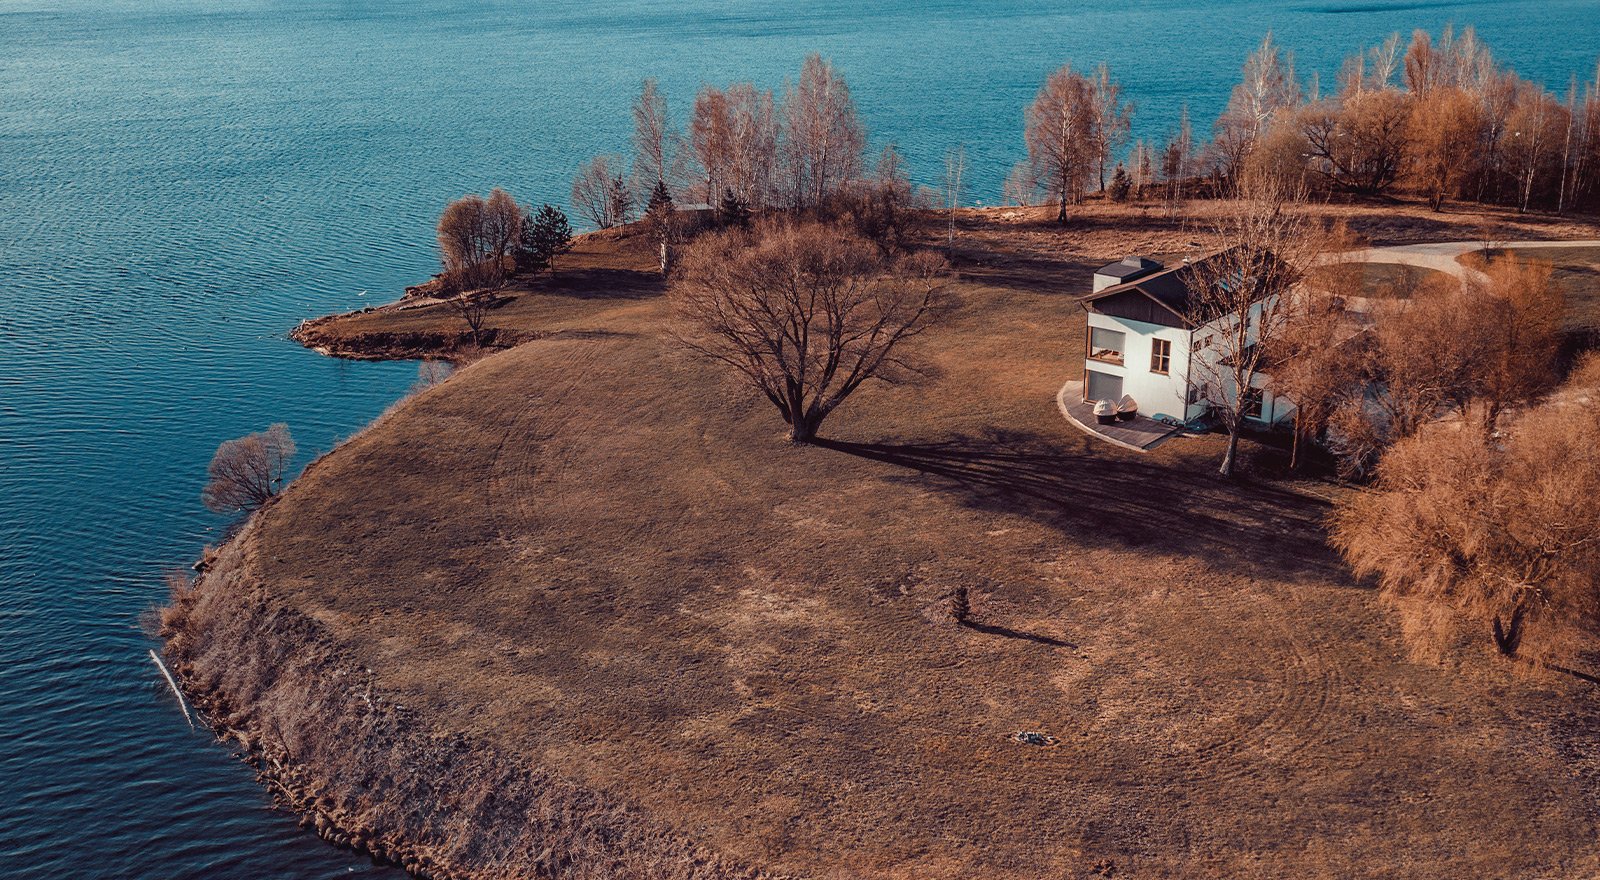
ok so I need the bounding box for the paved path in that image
[1347,239,1600,282]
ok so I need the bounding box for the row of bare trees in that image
[573,54,869,231]
[1007,29,1600,216]
[1208,28,1600,212]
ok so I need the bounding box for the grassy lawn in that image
[1500,245,1600,332]
[237,207,1600,879]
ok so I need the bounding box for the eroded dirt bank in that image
[161,536,777,880]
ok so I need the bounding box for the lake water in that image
[2,1,1596,876]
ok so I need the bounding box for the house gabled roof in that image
[1083,248,1288,327]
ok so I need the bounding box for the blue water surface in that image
[1,1,1596,877]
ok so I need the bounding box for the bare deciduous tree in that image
[412,360,453,393]
[1300,87,1411,195]
[1025,63,1096,222]
[571,155,631,229]
[631,78,677,195]
[1160,106,1194,211]
[1274,228,1367,468]
[725,82,780,210]
[437,189,522,345]
[691,85,735,205]
[779,54,866,210]
[1089,63,1134,192]
[1407,87,1483,210]
[670,221,945,441]
[202,423,295,515]
[1464,255,1564,434]
[1331,394,1600,665]
[1184,174,1322,476]
[1211,33,1302,184]
[437,188,522,291]
[1002,161,1038,207]
[942,144,966,248]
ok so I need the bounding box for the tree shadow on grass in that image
[960,620,1077,649]
[815,431,1347,582]
[540,267,663,300]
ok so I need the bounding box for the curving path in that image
[1347,239,1600,282]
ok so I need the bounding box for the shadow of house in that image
[817,432,1345,581]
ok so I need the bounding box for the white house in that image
[1079,253,1295,428]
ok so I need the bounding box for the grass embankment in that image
[171,199,1600,880]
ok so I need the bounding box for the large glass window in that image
[1086,370,1123,403]
[1088,327,1125,365]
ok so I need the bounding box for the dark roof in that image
[1093,256,1164,281]
[1084,248,1287,326]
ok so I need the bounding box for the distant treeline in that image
[576,27,1600,225]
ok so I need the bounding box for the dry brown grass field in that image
[230,200,1600,879]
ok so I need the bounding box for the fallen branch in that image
[149,649,194,729]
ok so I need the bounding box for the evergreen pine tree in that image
[1109,163,1132,202]
[717,189,751,228]
[518,204,573,274]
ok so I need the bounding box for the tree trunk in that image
[1290,419,1302,471]
[1219,427,1241,477]
[789,413,819,443]
[1056,193,1068,223]
[1492,600,1529,657]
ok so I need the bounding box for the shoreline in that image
[163,530,774,880]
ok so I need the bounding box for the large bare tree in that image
[202,423,295,515]
[631,78,677,196]
[1299,87,1411,195]
[437,188,522,291]
[436,188,521,345]
[670,221,944,441]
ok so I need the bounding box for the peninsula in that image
[164,201,1600,879]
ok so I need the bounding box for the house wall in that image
[1082,312,1192,420]
[1186,297,1296,428]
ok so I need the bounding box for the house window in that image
[1150,338,1171,374]
[1192,333,1214,353]
[1085,369,1123,403]
[1242,387,1265,420]
[1087,327,1125,365]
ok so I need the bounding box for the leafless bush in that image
[201,423,295,515]
[412,360,453,393]
[1331,392,1600,666]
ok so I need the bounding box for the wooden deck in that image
[1055,380,1186,452]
